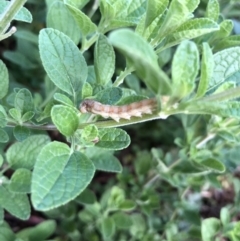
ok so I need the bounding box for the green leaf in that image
[15,89,34,114]
[13,126,31,141]
[118,200,136,211]
[14,29,38,44]
[101,217,115,239]
[31,142,95,210]
[66,3,97,36]
[210,20,233,43]
[162,18,219,50]
[0,60,9,99]
[109,29,171,94]
[201,218,220,241]
[0,155,3,168]
[0,129,9,143]
[96,128,130,150]
[102,0,146,31]
[220,207,230,227]
[81,124,98,143]
[112,212,133,229]
[213,35,240,52]
[17,220,56,241]
[75,188,96,205]
[54,93,74,106]
[9,108,21,122]
[64,0,90,9]
[145,0,168,28]
[0,227,15,241]
[0,110,7,128]
[51,105,79,137]
[91,152,122,173]
[0,207,3,225]
[3,51,37,69]
[39,28,88,95]
[0,186,30,220]
[9,168,31,193]
[47,1,81,44]
[157,0,198,39]
[81,82,93,99]
[0,1,32,23]
[21,111,35,122]
[95,87,123,104]
[94,34,115,86]
[196,42,214,98]
[172,40,199,98]
[6,135,50,169]
[209,47,240,90]
[199,158,225,173]
[130,213,146,238]
[205,0,219,21]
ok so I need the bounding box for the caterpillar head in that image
[79,99,95,113]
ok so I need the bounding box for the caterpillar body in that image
[80,98,157,122]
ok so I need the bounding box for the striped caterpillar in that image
[80,98,157,122]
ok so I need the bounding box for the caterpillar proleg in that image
[80,98,157,122]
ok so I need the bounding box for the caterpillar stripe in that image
[80,98,157,122]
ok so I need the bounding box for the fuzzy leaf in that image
[9,168,31,193]
[172,40,199,98]
[205,0,219,22]
[201,218,220,241]
[163,18,219,50]
[94,34,115,86]
[47,1,81,44]
[95,87,123,104]
[109,29,171,94]
[0,129,9,143]
[66,3,97,36]
[96,128,130,150]
[51,105,79,137]
[209,47,240,90]
[0,1,32,23]
[196,42,214,97]
[101,217,115,239]
[112,212,133,229]
[0,60,9,99]
[199,158,225,173]
[39,28,87,95]
[31,142,95,210]
[54,93,73,106]
[145,0,168,28]
[6,135,50,169]
[91,152,122,173]
[13,126,31,141]
[15,89,34,114]
[17,220,56,241]
[0,186,30,220]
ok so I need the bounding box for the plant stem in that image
[199,86,240,102]
[113,66,135,87]
[87,0,99,18]
[81,32,99,53]
[0,0,27,34]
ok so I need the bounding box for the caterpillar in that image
[79,98,157,122]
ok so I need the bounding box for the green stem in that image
[113,66,135,87]
[81,32,99,53]
[0,0,27,34]
[87,0,99,18]
[199,86,240,102]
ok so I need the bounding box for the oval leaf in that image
[39,28,87,95]
[96,128,130,150]
[51,105,79,137]
[31,142,95,210]
[0,60,9,99]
